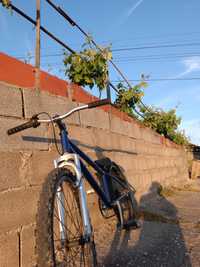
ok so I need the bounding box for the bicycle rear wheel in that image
[35,168,97,267]
[99,161,138,228]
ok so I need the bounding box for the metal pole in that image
[106,83,111,100]
[35,0,41,92]
[106,70,111,100]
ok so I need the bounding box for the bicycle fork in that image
[54,153,92,244]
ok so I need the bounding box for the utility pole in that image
[106,71,111,100]
[35,0,41,92]
[106,82,111,100]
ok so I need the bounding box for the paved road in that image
[94,180,200,267]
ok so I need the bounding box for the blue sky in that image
[0,0,200,145]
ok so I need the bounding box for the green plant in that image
[114,82,147,116]
[140,106,189,145]
[60,33,189,146]
[1,0,10,8]
[63,46,112,91]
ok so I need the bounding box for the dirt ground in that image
[93,180,200,267]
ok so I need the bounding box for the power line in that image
[8,2,75,54]
[45,0,121,98]
[107,31,200,45]
[6,1,198,116]
[112,77,200,82]
[114,52,200,60]
[15,51,200,62]
[112,42,200,52]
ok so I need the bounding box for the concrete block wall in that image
[0,82,189,267]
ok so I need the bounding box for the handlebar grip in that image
[88,99,111,109]
[7,117,40,135]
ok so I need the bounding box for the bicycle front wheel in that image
[35,168,97,267]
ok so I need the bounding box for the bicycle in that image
[7,99,138,267]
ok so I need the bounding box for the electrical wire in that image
[112,77,200,82]
[6,1,199,118]
[112,42,200,52]
[43,0,155,113]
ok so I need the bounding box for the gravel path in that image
[93,180,200,267]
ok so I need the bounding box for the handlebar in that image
[7,115,40,135]
[7,99,111,135]
[88,99,110,109]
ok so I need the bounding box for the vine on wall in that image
[63,42,189,145]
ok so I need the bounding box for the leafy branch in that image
[114,81,147,117]
[114,81,189,145]
[63,45,112,91]
[140,105,189,145]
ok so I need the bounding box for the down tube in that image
[80,161,111,208]
[69,141,111,207]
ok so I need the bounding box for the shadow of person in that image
[101,182,192,267]
[132,182,192,267]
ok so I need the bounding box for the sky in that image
[0,0,200,145]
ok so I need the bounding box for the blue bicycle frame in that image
[57,119,113,208]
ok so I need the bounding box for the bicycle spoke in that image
[55,193,80,237]
[54,211,77,240]
[62,187,81,232]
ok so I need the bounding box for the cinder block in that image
[141,128,160,145]
[103,133,136,154]
[0,186,40,232]
[0,151,28,192]
[109,132,123,151]
[80,107,110,130]
[93,128,113,150]
[0,117,48,151]
[29,151,57,185]
[110,114,142,138]
[117,135,136,153]
[140,171,153,191]
[0,230,19,267]
[23,89,80,125]
[68,125,96,148]
[125,170,141,190]
[110,115,124,135]
[21,225,36,267]
[126,121,142,139]
[135,141,149,155]
[0,83,22,118]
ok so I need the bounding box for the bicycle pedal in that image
[123,219,141,230]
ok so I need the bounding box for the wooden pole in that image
[35,0,41,92]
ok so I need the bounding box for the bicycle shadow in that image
[101,182,192,267]
[22,136,137,156]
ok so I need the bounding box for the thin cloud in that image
[176,56,200,78]
[181,119,200,145]
[127,0,144,18]
[118,0,144,26]
[183,56,200,73]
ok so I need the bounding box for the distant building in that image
[188,144,200,160]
